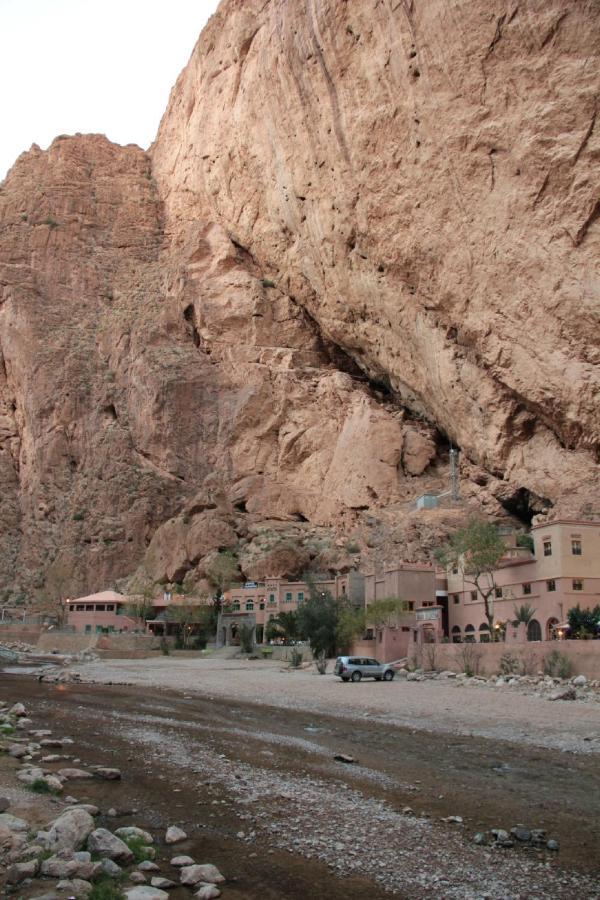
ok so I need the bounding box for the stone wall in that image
[410,640,600,680]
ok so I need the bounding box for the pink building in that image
[219,572,363,646]
[446,519,600,643]
[66,590,143,634]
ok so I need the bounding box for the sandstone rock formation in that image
[0,0,598,598]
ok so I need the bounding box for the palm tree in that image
[512,603,536,626]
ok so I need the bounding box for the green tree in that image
[297,589,339,660]
[366,596,409,627]
[512,603,536,626]
[437,518,506,639]
[336,606,366,652]
[265,610,303,643]
[169,602,213,649]
[205,551,239,612]
[567,604,600,639]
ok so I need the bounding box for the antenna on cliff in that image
[449,446,460,502]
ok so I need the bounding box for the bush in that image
[122,835,152,863]
[261,278,276,288]
[315,652,328,675]
[499,652,519,675]
[457,642,482,677]
[289,648,303,668]
[42,216,58,228]
[345,540,360,554]
[28,778,60,796]
[567,604,600,639]
[72,510,85,521]
[239,623,254,654]
[544,649,572,679]
[89,878,126,900]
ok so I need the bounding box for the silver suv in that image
[334,656,395,683]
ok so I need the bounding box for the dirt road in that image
[1,672,599,899]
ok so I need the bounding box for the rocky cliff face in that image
[0,0,598,599]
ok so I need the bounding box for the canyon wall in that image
[0,0,598,598]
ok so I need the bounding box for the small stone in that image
[7,858,40,883]
[333,754,355,764]
[10,703,27,717]
[129,871,147,884]
[99,858,122,877]
[165,825,187,843]
[138,861,160,872]
[125,888,169,900]
[195,885,221,899]
[171,855,195,866]
[58,768,93,780]
[107,808,118,817]
[116,826,154,844]
[95,767,122,780]
[0,813,29,832]
[573,675,587,687]
[547,839,559,851]
[57,878,92,896]
[473,832,487,845]
[511,826,531,842]
[151,876,176,888]
[180,863,225,886]
[0,797,9,813]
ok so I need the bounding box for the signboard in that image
[416,607,440,622]
[244,582,258,590]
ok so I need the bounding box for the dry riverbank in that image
[75,656,600,756]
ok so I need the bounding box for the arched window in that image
[479,623,491,643]
[464,624,475,643]
[527,619,542,642]
[546,617,559,640]
[451,625,462,644]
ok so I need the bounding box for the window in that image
[259,602,265,610]
[365,628,374,640]
[85,604,93,611]
[573,579,583,591]
[297,592,304,602]
[543,539,552,556]
[268,593,276,604]
[495,587,502,599]
[95,625,103,633]
[106,605,114,611]
[76,604,84,611]
[232,602,240,611]
[408,601,414,611]
[522,583,531,596]
[471,591,477,601]
[84,624,92,634]
[546,579,556,592]
[378,631,382,643]
[451,565,459,575]
[285,592,293,602]
[245,601,254,611]
[96,604,106,611]
[453,594,460,605]
[571,539,582,556]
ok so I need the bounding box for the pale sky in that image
[0,0,221,181]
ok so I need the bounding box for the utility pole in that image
[449,447,460,501]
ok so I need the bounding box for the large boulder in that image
[87,828,134,862]
[39,808,95,852]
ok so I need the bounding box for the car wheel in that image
[351,671,362,682]
[383,670,394,681]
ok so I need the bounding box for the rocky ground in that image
[0,664,599,898]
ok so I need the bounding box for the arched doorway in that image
[451,626,462,643]
[464,624,475,643]
[546,617,559,640]
[527,619,542,642]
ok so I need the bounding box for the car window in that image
[369,659,380,666]
[349,658,360,665]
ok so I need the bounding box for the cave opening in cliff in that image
[183,304,201,348]
[499,487,552,526]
